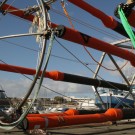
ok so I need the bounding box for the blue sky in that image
[0,0,133,98]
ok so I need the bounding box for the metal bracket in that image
[0,0,8,15]
[55,25,66,38]
[24,6,40,16]
[0,0,7,8]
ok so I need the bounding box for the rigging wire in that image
[0,59,73,100]
[0,39,97,65]
[0,0,134,130]
[55,38,126,91]
[114,4,135,107]
[82,45,129,71]
[0,2,130,44]
[112,5,135,107]
[0,0,16,19]
[1,35,130,110]
[60,3,130,72]
[0,0,134,65]
[84,44,127,72]
[50,7,130,42]
[0,1,133,56]
[0,2,132,85]
[0,0,133,103]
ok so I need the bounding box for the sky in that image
[0,0,134,99]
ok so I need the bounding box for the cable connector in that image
[42,29,52,39]
[126,0,135,5]
[24,0,53,16]
[0,0,8,15]
[24,6,39,16]
[0,0,7,8]
[54,25,66,38]
[114,3,134,18]
[44,0,57,5]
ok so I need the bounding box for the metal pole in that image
[108,54,130,85]
[0,32,44,40]
[92,38,133,110]
[108,54,135,108]
[92,52,106,109]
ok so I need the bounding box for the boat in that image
[0,89,10,108]
[0,89,14,116]
[94,74,135,109]
[77,98,99,110]
[95,88,135,109]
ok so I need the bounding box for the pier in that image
[0,120,135,135]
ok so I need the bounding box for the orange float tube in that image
[68,0,118,29]
[27,109,79,117]
[2,4,135,66]
[23,108,123,130]
[1,4,135,66]
[0,63,64,81]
